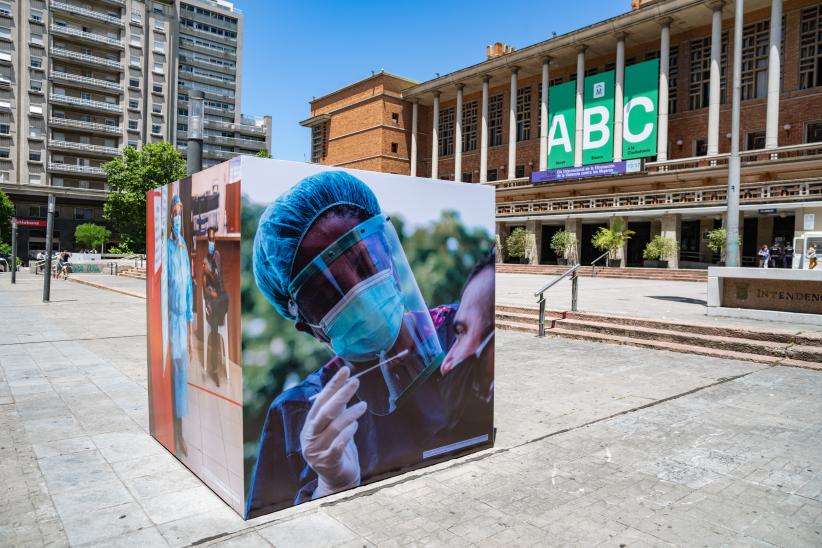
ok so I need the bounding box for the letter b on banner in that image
[622,59,659,159]
[583,70,615,164]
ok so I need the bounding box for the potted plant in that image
[642,235,677,268]
[505,227,529,264]
[550,230,576,266]
[706,228,740,266]
[592,217,635,267]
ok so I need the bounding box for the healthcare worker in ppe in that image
[246,171,494,517]
[168,194,194,457]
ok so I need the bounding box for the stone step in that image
[496,319,538,334]
[544,327,822,371]
[496,264,707,282]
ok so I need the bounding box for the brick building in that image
[302,0,822,268]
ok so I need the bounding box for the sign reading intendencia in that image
[544,58,659,172]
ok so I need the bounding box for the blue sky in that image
[238,0,627,162]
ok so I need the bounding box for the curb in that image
[67,276,146,300]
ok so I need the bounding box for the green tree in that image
[642,235,677,261]
[102,142,186,252]
[74,223,111,251]
[0,189,13,247]
[592,217,635,260]
[256,149,272,158]
[506,227,528,260]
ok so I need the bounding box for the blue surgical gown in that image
[168,235,193,418]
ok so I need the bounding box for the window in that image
[741,20,771,100]
[30,56,42,69]
[689,33,728,110]
[390,142,398,154]
[152,84,162,93]
[152,103,162,114]
[129,78,140,88]
[128,140,139,148]
[806,122,822,143]
[80,91,92,100]
[0,3,9,17]
[0,26,10,40]
[515,165,526,178]
[695,139,708,157]
[311,123,327,162]
[30,80,42,92]
[29,150,41,162]
[31,9,43,23]
[668,46,679,114]
[800,5,822,89]
[129,99,139,109]
[489,94,503,147]
[486,168,498,182]
[74,208,93,220]
[152,123,161,134]
[0,123,7,134]
[462,100,478,152]
[153,62,163,73]
[0,147,10,158]
[461,172,473,183]
[31,33,43,47]
[154,40,165,52]
[537,84,544,131]
[391,112,399,124]
[438,107,454,156]
[128,120,138,130]
[516,86,532,142]
[130,55,140,66]
[746,131,766,150]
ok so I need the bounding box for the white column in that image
[765,0,782,149]
[657,19,671,162]
[539,57,550,171]
[410,101,418,177]
[479,76,490,183]
[613,34,626,162]
[455,84,464,182]
[707,1,724,157]
[508,67,518,178]
[574,46,586,167]
[431,91,440,179]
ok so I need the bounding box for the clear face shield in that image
[288,214,444,415]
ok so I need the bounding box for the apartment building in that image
[304,0,822,268]
[174,0,271,169]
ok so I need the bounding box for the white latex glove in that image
[300,367,368,499]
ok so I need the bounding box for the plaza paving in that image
[1,271,822,546]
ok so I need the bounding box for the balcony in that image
[48,162,107,177]
[50,71,122,92]
[203,149,237,160]
[50,2,124,27]
[204,134,266,148]
[205,119,265,135]
[495,179,822,218]
[181,69,236,88]
[50,24,124,48]
[179,39,236,61]
[49,139,119,157]
[50,47,122,70]
[0,51,10,65]
[49,117,122,134]
[50,94,122,114]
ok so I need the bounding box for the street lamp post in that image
[725,0,744,267]
[43,194,55,302]
[187,90,204,176]
[10,216,16,284]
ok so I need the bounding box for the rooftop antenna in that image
[371,70,375,75]
[552,31,557,38]
[435,72,440,77]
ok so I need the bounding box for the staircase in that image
[496,305,822,370]
[496,264,707,282]
[118,266,146,280]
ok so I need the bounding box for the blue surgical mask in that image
[172,215,181,235]
[310,270,404,362]
[208,241,215,254]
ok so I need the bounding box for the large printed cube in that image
[146,157,495,518]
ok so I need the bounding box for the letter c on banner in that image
[623,97,654,143]
[583,106,610,149]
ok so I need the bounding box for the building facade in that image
[304,0,822,268]
[174,0,271,169]
[1,0,271,258]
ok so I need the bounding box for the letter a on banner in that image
[547,81,576,168]
[582,70,615,164]
[622,59,659,159]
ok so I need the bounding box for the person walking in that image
[784,241,794,268]
[758,244,770,269]
[809,244,818,270]
[202,227,228,387]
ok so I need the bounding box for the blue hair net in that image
[171,194,181,208]
[253,170,382,320]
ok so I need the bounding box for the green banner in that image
[582,70,615,164]
[547,80,576,169]
[622,59,659,159]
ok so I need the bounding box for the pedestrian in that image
[784,241,793,268]
[758,244,770,269]
[202,227,228,387]
[809,244,818,270]
[770,243,782,269]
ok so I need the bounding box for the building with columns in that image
[303,0,822,268]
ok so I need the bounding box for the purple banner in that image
[530,159,643,184]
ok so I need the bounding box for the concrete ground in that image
[2,271,822,546]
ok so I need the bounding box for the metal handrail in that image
[590,251,610,277]
[534,263,581,337]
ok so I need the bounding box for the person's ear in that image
[294,319,315,337]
